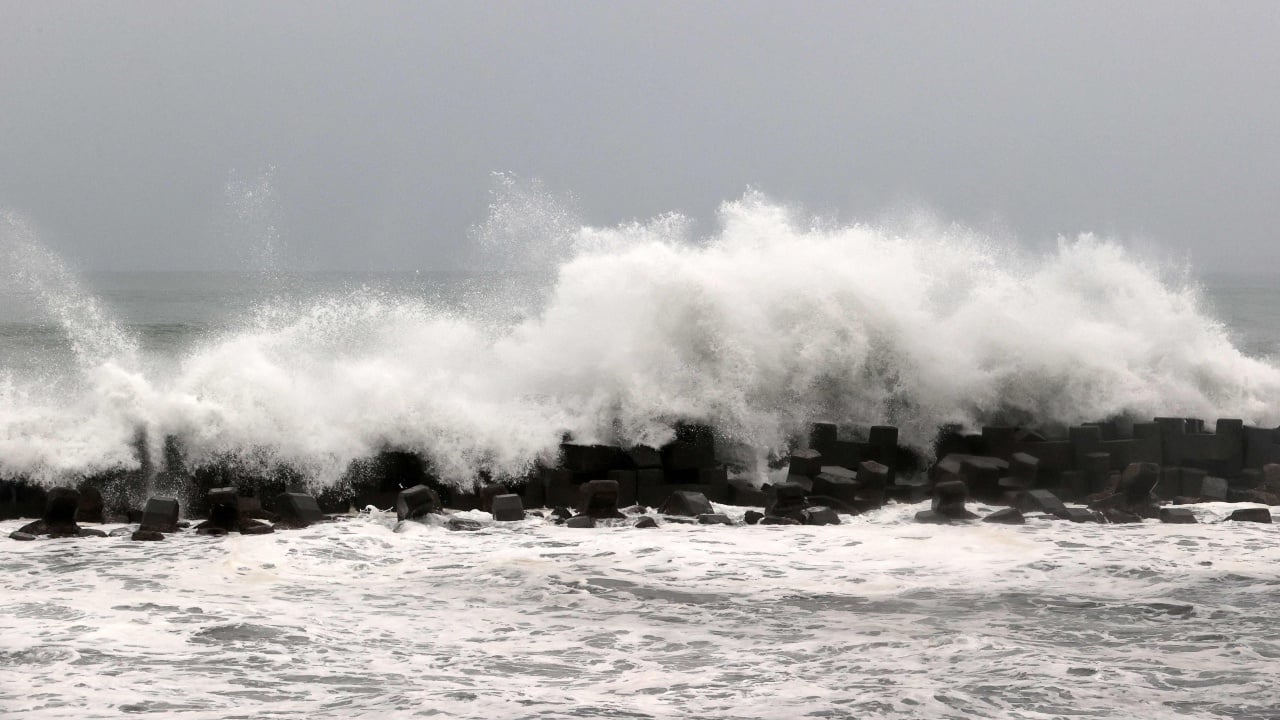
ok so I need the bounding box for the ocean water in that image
[3,197,1280,718]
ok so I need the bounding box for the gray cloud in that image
[1,1,1276,271]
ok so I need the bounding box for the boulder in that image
[578,479,624,519]
[274,493,325,528]
[1017,489,1069,518]
[1226,507,1272,524]
[43,487,82,536]
[765,482,808,522]
[931,480,978,520]
[802,506,840,526]
[131,529,165,541]
[1159,507,1197,524]
[1200,476,1229,502]
[743,510,764,525]
[759,515,800,526]
[139,497,182,533]
[856,460,889,505]
[728,478,768,506]
[788,449,824,477]
[1060,507,1102,523]
[983,508,1025,525]
[75,486,105,524]
[240,519,275,535]
[396,485,441,522]
[914,510,951,524]
[478,483,509,513]
[205,487,240,532]
[565,515,595,528]
[1007,452,1039,488]
[697,513,733,525]
[491,494,525,522]
[9,531,37,541]
[632,516,658,529]
[659,491,713,517]
[1119,463,1161,504]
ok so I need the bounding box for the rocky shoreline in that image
[5,417,1279,540]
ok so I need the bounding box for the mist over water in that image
[2,187,1279,488]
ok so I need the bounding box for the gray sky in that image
[1,1,1276,271]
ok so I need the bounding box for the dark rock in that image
[1017,489,1069,518]
[275,492,325,528]
[43,487,81,536]
[197,526,228,536]
[1226,507,1273,524]
[445,517,485,531]
[240,519,275,535]
[560,443,621,474]
[478,483,509,513]
[784,474,814,493]
[549,506,573,523]
[810,422,838,455]
[9,531,36,541]
[1007,452,1039,488]
[1119,462,1161,504]
[697,513,733,525]
[139,497,182,533]
[983,508,1025,524]
[565,515,595,528]
[396,485,441,522]
[728,478,768,506]
[914,510,951,524]
[1060,507,1101,523]
[766,482,808,521]
[743,510,764,525]
[659,491,713,517]
[75,486,105,524]
[624,445,662,469]
[633,516,658,529]
[802,506,840,526]
[491,494,525,521]
[1159,507,1198,524]
[812,470,858,506]
[759,515,799,525]
[788,449,824,477]
[1100,508,1144,524]
[206,487,240,532]
[578,479,623,519]
[931,480,978,520]
[77,528,108,537]
[856,460,889,504]
[131,529,166,541]
[1200,476,1229,502]
[108,527,132,537]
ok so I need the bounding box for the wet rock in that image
[1200,476,1229,502]
[240,519,275,535]
[1159,507,1198,524]
[632,516,658,529]
[445,517,485,531]
[802,506,840,526]
[395,485,441,522]
[478,483,509,513]
[549,506,573,523]
[856,460,889,505]
[914,510,951,524]
[1017,489,1069,518]
[139,497,181,533]
[197,527,228,537]
[659,491,713,517]
[788,449,824,477]
[759,515,799,526]
[565,515,595,529]
[1060,507,1102,523]
[983,508,1025,524]
[274,492,325,528]
[697,513,733,525]
[1226,507,1273,524]
[108,527,132,537]
[1119,462,1161,504]
[743,510,764,525]
[1007,452,1040,488]
[491,494,525,522]
[931,480,978,520]
[1099,508,1144,524]
[77,528,108,537]
[75,486,105,524]
[10,531,37,541]
[131,530,165,541]
[43,487,82,536]
[728,478,768,506]
[765,482,808,522]
[578,479,624,519]
[205,487,240,532]
[811,471,858,507]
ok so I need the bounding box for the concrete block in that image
[578,479,623,519]
[138,497,181,533]
[788,449,824,477]
[606,470,638,508]
[810,422,838,455]
[1226,507,1272,523]
[395,485,441,522]
[1200,476,1229,502]
[1159,507,1197,524]
[275,493,324,528]
[491,494,525,521]
[802,507,841,526]
[659,491,713,517]
[983,508,1025,524]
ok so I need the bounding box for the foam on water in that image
[3,190,1280,487]
[2,506,1278,719]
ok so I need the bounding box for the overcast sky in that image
[1,1,1276,271]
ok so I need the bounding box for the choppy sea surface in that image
[3,502,1279,720]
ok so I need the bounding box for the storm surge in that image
[2,193,1278,488]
